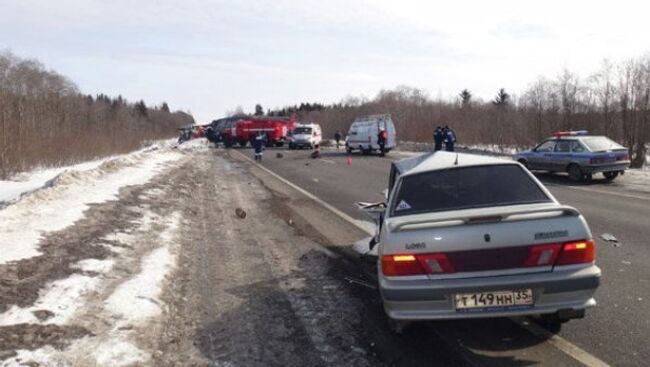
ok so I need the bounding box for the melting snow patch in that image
[93,339,149,367]
[105,212,181,325]
[73,258,115,273]
[0,150,182,265]
[1,346,61,367]
[0,274,100,326]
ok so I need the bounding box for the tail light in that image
[526,240,595,267]
[381,253,455,276]
[524,244,561,267]
[556,240,595,265]
[382,239,595,277]
[382,255,423,276]
[590,158,605,164]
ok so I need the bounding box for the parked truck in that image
[221,116,297,148]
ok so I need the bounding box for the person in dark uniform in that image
[443,125,457,152]
[433,126,444,151]
[334,130,342,149]
[253,132,266,162]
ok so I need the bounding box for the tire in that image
[275,142,284,147]
[604,171,619,181]
[362,146,371,155]
[567,164,584,182]
[518,159,528,169]
[224,138,233,148]
[238,139,248,147]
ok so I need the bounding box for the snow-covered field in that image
[0,139,209,366]
[0,141,183,265]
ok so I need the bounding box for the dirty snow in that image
[0,159,107,205]
[105,212,181,324]
[0,274,100,326]
[623,169,650,193]
[73,258,115,273]
[0,210,183,366]
[0,148,182,265]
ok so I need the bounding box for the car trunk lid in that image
[382,204,590,279]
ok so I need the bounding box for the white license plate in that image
[455,289,534,312]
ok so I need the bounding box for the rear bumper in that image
[583,162,629,173]
[379,265,600,320]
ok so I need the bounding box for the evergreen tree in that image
[493,88,510,107]
[459,89,472,106]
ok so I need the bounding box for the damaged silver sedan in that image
[358,152,601,332]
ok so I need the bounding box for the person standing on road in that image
[334,130,342,149]
[443,125,457,152]
[377,127,388,157]
[433,126,444,151]
[253,132,266,162]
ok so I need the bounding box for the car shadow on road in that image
[531,171,621,187]
[194,248,556,367]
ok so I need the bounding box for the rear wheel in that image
[567,164,584,182]
[238,139,248,147]
[604,171,619,181]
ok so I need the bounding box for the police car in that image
[514,131,630,182]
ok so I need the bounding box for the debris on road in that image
[600,233,621,247]
[235,207,246,219]
[343,276,376,290]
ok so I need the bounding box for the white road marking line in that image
[231,150,373,236]
[231,149,609,367]
[513,318,611,367]
[321,159,336,164]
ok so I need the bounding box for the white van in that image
[289,123,322,149]
[345,114,397,155]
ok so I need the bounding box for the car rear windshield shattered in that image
[392,165,551,216]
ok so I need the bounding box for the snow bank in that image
[0,149,182,265]
[0,158,107,205]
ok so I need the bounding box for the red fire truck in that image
[222,116,297,148]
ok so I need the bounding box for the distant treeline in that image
[262,56,649,167]
[0,50,194,178]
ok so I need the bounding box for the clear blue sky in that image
[1,0,649,123]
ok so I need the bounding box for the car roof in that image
[393,152,516,177]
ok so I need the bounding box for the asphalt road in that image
[248,146,650,367]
